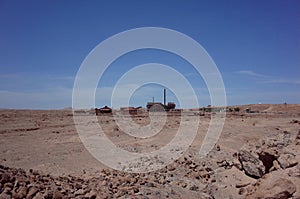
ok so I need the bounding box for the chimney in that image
[164,88,166,106]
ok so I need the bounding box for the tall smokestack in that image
[164,88,166,106]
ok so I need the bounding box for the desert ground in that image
[0,104,300,199]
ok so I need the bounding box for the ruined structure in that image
[120,107,142,115]
[95,106,112,115]
[146,89,176,112]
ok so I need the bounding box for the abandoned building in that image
[120,106,142,115]
[95,106,112,115]
[146,89,176,112]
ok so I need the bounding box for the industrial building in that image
[146,89,176,112]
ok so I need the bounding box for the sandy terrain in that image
[0,104,300,198]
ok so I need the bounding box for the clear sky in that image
[0,0,299,109]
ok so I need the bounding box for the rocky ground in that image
[0,104,300,198]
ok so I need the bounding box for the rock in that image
[55,181,61,186]
[99,192,110,199]
[12,192,24,199]
[180,182,187,188]
[43,191,53,199]
[158,178,166,185]
[217,160,232,169]
[74,183,82,189]
[52,191,63,199]
[145,182,154,187]
[236,182,250,188]
[287,164,300,178]
[269,160,281,172]
[190,171,200,179]
[74,189,86,196]
[115,189,126,197]
[85,189,97,199]
[3,183,12,189]
[296,130,300,139]
[238,187,246,195]
[266,131,291,148]
[290,119,299,124]
[189,163,198,170]
[26,186,39,199]
[101,180,107,186]
[238,150,265,178]
[278,153,298,169]
[0,192,11,199]
[232,158,243,170]
[31,171,39,176]
[247,178,296,199]
[167,165,176,171]
[0,173,10,184]
[32,192,43,199]
[2,187,11,195]
[17,186,28,198]
[189,185,199,191]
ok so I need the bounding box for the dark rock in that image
[238,150,265,178]
[189,185,199,191]
[145,182,154,187]
[238,187,246,195]
[0,174,10,184]
[290,119,299,124]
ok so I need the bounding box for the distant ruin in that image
[120,106,142,115]
[95,106,112,115]
[146,89,176,112]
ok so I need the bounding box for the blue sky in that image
[0,0,299,109]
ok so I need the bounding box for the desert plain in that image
[0,104,300,199]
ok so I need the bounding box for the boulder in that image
[238,150,265,178]
[278,153,298,169]
[265,131,291,148]
[247,177,296,199]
